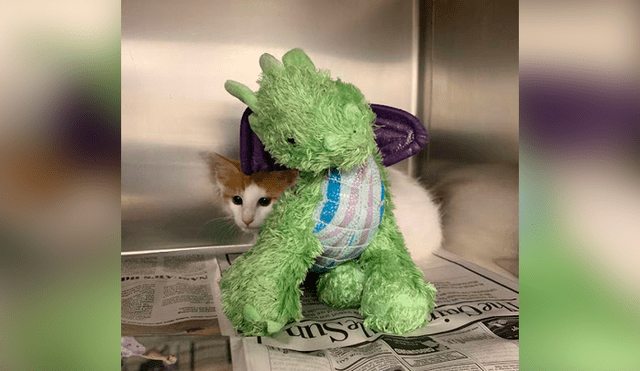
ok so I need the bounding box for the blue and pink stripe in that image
[311,156,385,272]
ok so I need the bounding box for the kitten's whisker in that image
[203,216,231,226]
[218,221,239,238]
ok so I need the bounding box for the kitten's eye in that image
[287,137,296,145]
[258,197,271,207]
[232,196,243,205]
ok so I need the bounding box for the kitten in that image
[202,152,298,233]
[204,152,443,262]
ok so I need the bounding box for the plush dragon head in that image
[225,48,378,174]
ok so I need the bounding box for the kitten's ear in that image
[280,169,298,189]
[201,152,242,183]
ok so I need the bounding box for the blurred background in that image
[0,0,120,369]
[520,0,640,369]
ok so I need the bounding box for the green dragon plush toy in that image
[220,48,436,336]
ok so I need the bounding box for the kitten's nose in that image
[242,217,254,226]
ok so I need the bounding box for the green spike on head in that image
[259,53,285,75]
[282,48,316,71]
[224,80,258,112]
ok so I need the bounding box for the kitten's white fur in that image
[386,168,443,262]
[226,182,276,232]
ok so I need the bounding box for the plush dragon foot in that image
[219,252,307,336]
[316,260,365,308]
[360,267,437,334]
[220,281,297,336]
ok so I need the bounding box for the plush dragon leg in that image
[316,260,366,308]
[357,165,437,334]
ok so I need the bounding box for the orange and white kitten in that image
[204,152,442,262]
[203,153,298,233]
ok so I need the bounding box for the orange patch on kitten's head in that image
[249,169,298,198]
[203,152,297,199]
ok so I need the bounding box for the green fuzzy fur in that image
[221,48,436,336]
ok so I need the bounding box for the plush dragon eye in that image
[287,137,296,145]
[258,197,271,206]
[232,196,243,205]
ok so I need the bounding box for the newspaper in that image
[214,250,519,371]
[121,253,221,335]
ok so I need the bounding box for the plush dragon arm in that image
[220,50,334,335]
[219,175,324,335]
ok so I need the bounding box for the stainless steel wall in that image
[121,0,419,252]
[416,0,519,172]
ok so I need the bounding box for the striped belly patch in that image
[311,156,385,272]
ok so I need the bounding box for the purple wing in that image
[239,104,428,175]
[370,104,429,167]
[239,108,288,174]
